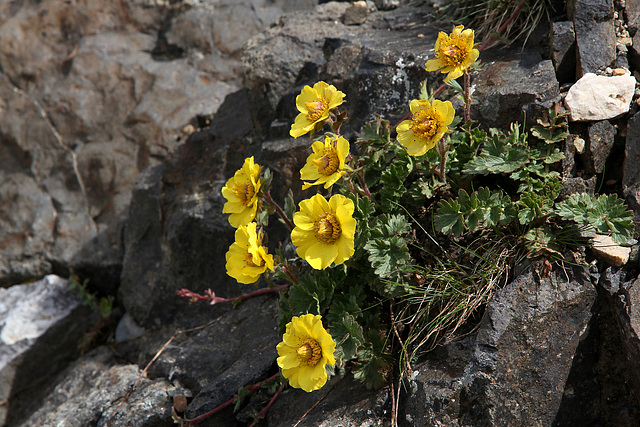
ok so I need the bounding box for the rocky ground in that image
[2,0,640,425]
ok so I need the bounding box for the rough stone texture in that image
[554,268,640,426]
[591,234,632,266]
[568,0,616,76]
[587,119,616,173]
[242,2,440,140]
[0,275,94,425]
[0,0,313,290]
[471,52,560,130]
[265,374,390,427]
[564,72,635,121]
[459,263,597,426]
[549,21,577,84]
[623,111,640,237]
[13,347,178,427]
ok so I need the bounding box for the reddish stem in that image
[263,190,295,231]
[177,284,289,305]
[248,383,284,427]
[181,373,280,425]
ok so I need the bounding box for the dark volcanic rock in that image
[568,0,616,76]
[624,111,640,237]
[472,51,561,130]
[549,21,577,84]
[587,119,616,174]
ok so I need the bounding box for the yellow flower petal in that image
[224,222,273,284]
[396,98,455,156]
[277,314,336,392]
[221,157,262,227]
[289,81,346,138]
[425,25,479,82]
[291,194,356,270]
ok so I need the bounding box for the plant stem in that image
[357,170,373,199]
[478,0,526,51]
[437,138,449,185]
[463,71,471,123]
[181,373,280,425]
[263,190,295,231]
[248,383,284,427]
[177,284,289,305]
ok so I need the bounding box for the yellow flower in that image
[290,81,345,138]
[276,314,336,392]
[221,156,262,228]
[225,222,274,284]
[300,135,350,190]
[396,99,455,156]
[425,25,479,82]
[291,194,356,270]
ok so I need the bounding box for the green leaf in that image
[364,214,412,279]
[287,271,337,316]
[434,199,465,236]
[328,311,364,360]
[554,193,634,243]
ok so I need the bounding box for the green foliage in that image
[531,105,570,145]
[555,193,634,243]
[364,214,412,280]
[68,272,114,319]
[285,270,337,317]
[435,188,516,236]
[352,330,391,389]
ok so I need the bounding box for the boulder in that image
[0,275,95,426]
[567,0,616,76]
[564,72,636,121]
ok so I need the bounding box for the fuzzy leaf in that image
[435,199,465,236]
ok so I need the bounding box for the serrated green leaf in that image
[435,199,464,236]
[328,311,364,360]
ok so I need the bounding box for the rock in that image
[568,0,616,76]
[560,177,597,199]
[0,275,94,425]
[343,2,370,25]
[564,72,636,121]
[266,374,390,427]
[587,120,616,173]
[549,21,577,83]
[459,263,596,425]
[14,347,178,427]
[554,268,640,425]
[624,111,640,235]
[472,52,560,130]
[590,234,631,266]
[0,0,309,290]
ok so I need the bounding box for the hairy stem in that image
[263,190,295,231]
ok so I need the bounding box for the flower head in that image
[276,314,336,392]
[291,194,356,270]
[225,222,274,284]
[300,135,350,190]
[290,81,345,138]
[425,25,479,82]
[396,99,455,156]
[222,157,262,228]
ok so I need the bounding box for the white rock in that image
[590,234,631,267]
[564,72,636,121]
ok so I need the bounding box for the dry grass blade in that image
[439,0,548,48]
[391,233,523,370]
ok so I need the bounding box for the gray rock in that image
[549,21,577,83]
[472,52,560,130]
[587,120,616,173]
[623,111,640,236]
[0,0,306,289]
[15,347,177,427]
[459,263,597,425]
[568,0,616,76]
[0,275,94,426]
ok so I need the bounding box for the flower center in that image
[305,97,329,122]
[315,213,341,244]
[438,35,467,66]
[411,110,438,139]
[312,148,340,176]
[296,339,322,366]
[233,180,255,206]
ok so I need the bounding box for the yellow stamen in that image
[305,97,329,122]
[233,181,255,206]
[296,339,322,366]
[437,34,468,67]
[315,213,341,244]
[411,110,438,139]
[312,148,340,175]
